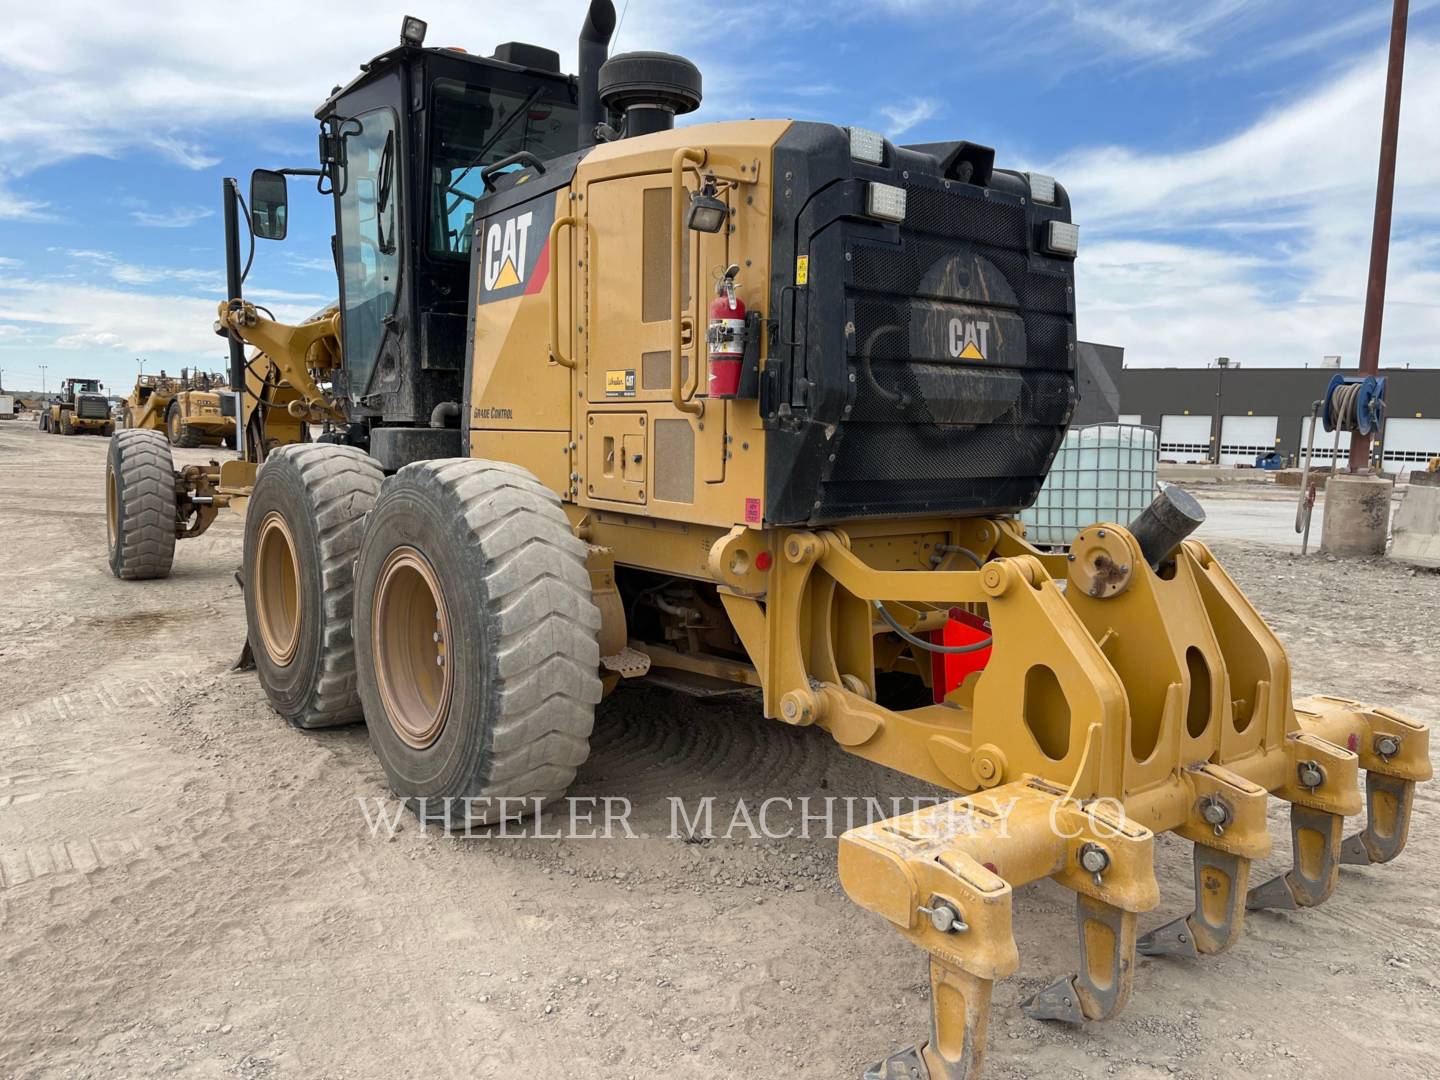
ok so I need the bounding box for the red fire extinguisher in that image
[707,263,746,399]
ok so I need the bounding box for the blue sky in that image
[1,0,1437,394]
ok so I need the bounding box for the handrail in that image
[670,147,706,416]
[548,215,579,368]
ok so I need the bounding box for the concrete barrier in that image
[1390,470,1440,569]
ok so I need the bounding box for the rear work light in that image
[1043,219,1079,257]
[866,182,907,223]
[1026,172,1057,205]
[848,126,885,165]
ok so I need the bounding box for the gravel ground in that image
[1,419,1437,1080]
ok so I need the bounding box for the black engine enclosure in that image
[763,123,1078,526]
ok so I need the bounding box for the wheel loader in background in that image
[122,369,238,448]
[104,4,1431,1077]
[41,377,112,436]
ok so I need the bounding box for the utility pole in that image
[1348,0,1408,473]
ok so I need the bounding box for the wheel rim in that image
[254,511,302,667]
[105,463,118,548]
[373,546,453,750]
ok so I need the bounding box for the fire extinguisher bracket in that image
[735,310,763,400]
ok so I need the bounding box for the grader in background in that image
[40,377,112,436]
[122,369,238,448]
[105,5,1431,1077]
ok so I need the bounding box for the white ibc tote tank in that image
[1020,424,1159,548]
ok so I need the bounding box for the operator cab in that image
[65,379,103,401]
[247,18,591,432]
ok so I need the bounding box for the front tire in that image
[167,401,201,448]
[243,444,383,728]
[354,460,601,823]
[107,429,177,580]
[61,412,75,435]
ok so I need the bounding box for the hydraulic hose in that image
[875,544,992,656]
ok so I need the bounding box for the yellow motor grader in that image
[105,6,1430,1076]
[122,369,238,448]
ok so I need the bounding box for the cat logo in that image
[948,317,990,361]
[483,211,535,291]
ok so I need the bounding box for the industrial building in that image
[1109,355,1440,477]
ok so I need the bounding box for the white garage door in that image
[1381,418,1440,478]
[1297,418,1350,466]
[1218,415,1278,466]
[1159,415,1211,463]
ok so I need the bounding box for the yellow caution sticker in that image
[795,255,809,286]
[605,369,636,397]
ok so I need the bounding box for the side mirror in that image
[250,169,289,241]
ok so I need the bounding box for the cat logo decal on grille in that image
[948,318,989,361]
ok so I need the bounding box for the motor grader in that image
[104,4,1430,1076]
[122,369,238,448]
[41,377,112,436]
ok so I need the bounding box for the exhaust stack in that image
[577,0,617,149]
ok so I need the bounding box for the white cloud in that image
[0,166,51,221]
[0,275,319,362]
[1054,38,1440,368]
[1061,0,1251,63]
[55,329,124,349]
[880,97,939,137]
[0,2,696,178]
[131,205,215,229]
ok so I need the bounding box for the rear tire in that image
[354,460,601,824]
[243,444,383,729]
[107,429,177,580]
[167,401,201,448]
[38,413,48,432]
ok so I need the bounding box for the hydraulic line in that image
[876,544,993,656]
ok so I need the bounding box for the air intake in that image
[598,51,702,139]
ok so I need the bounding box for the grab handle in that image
[670,147,706,415]
[548,215,579,368]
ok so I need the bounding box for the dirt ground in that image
[2,419,1437,1080]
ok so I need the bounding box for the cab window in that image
[338,108,401,400]
[427,78,579,258]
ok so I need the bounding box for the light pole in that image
[137,357,146,377]
[39,364,47,394]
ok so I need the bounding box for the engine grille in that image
[813,180,1075,520]
[77,398,110,420]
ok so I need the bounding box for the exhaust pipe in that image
[577,0,617,149]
